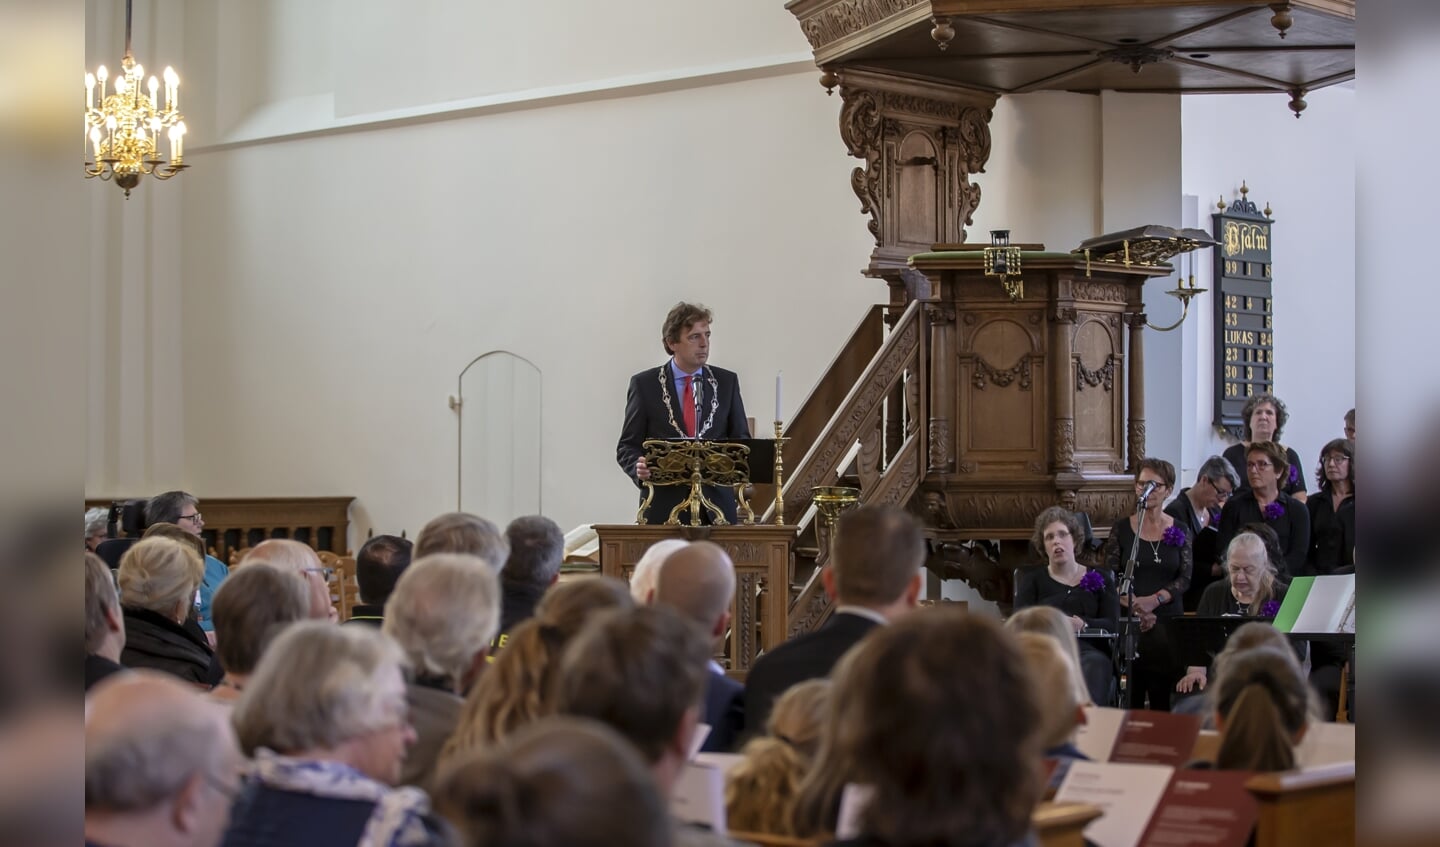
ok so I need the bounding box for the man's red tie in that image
[682,375,697,437]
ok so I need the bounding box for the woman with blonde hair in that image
[1006,605,1092,707]
[440,576,633,765]
[117,537,221,686]
[725,679,832,836]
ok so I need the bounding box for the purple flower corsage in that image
[1079,569,1105,594]
[1263,501,1285,521]
[1287,464,1300,486]
[1162,525,1187,547]
[1260,600,1281,618]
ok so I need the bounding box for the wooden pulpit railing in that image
[766,300,929,637]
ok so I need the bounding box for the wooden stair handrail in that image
[766,300,925,524]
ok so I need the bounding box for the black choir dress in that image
[1223,443,1307,499]
[1105,518,1192,711]
[1216,490,1310,581]
[1166,490,1222,611]
[1013,565,1120,705]
[1306,491,1355,576]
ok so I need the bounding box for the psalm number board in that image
[1213,196,1274,438]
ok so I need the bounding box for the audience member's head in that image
[654,540,735,639]
[414,512,508,571]
[433,717,669,847]
[1030,505,1084,560]
[355,534,412,608]
[242,540,333,622]
[85,552,126,661]
[1235,522,1286,574]
[726,679,832,837]
[117,538,204,624]
[383,554,500,695]
[1015,632,1084,752]
[555,605,710,793]
[824,505,924,618]
[796,610,1040,843]
[210,564,309,682]
[1212,646,1313,772]
[85,507,109,552]
[502,516,565,588]
[1241,393,1289,442]
[232,622,414,785]
[442,576,634,762]
[1004,605,1091,706]
[768,678,832,759]
[85,673,242,847]
[1344,407,1356,442]
[142,522,207,562]
[629,538,688,603]
[145,492,205,538]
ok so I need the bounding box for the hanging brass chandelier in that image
[84,0,187,198]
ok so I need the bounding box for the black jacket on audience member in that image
[702,669,745,753]
[85,653,125,691]
[1215,490,1310,581]
[120,606,223,687]
[343,603,385,627]
[497,581,547,644]
[743,611,880,739]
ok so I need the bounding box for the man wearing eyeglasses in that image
[147,491,230,634]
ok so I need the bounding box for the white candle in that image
[775,371,783,423]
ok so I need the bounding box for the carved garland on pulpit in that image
[1073,280,1128,303]
[798,0,925,50]
[972,356,1033,390]
[1128,420,1147,472]
[839,89,883,241]
[953,107,991,230]
[1076,355,1118,391]
[928,419,951,470]
[1054,419,1077,469]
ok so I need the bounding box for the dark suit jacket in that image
[701,669,745,753]
[742,611,880,739]
[616,362,750,524]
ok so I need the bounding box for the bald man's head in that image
[86,673,240,847]
[653,542,735,636]
[243,540,332,621]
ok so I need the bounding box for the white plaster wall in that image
[1179,86,1355,482]
[173,67,878,538]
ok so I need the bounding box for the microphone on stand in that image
[1137,479,1159,505]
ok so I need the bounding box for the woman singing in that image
[1104,458,1191,711]
[1014,506,1120,705]
[1216,441,1311,580]
[1222,393,1307,502]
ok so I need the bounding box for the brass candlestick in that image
[773,421,788,526]
[811,485,860,559]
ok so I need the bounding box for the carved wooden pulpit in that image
[906,249,1169,602]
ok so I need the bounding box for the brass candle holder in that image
[811,485,860,558]
[773,420,788,526]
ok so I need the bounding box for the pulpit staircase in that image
[760,299,930,636]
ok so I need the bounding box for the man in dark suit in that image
[742,505,925,737]
[653,541,745,753]
[617,302,750,525]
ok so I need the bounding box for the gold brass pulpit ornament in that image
[1074,225,1218,332]
[984,229,1024,301]
[638,438,785,527]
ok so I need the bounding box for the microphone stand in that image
[1118,490,1150,709]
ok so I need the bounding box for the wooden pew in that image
[1034,802,1103,847]
[1248,762,1355,847]
[727,801,1104,847]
